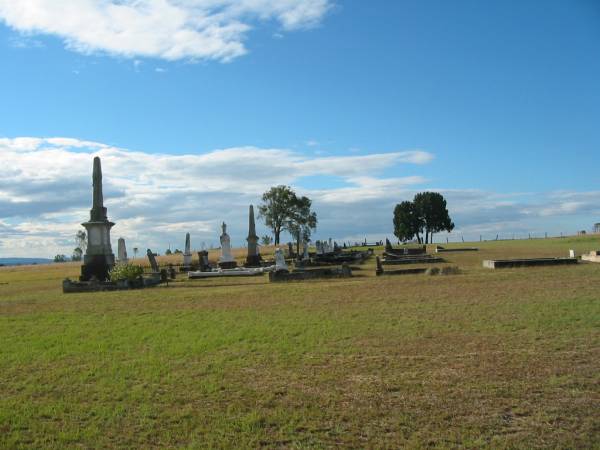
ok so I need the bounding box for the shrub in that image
[110,264,144,282]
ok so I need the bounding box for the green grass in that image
[1,236,599,448]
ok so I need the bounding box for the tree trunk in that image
[274,228,280,245]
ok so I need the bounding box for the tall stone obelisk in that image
[183,232,192,268]
[245,204,261,267]
[80,157,115,281]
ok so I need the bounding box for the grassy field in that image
[1,236,599,448]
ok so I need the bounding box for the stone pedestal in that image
[80,221,115,281]
[218,260,238,270]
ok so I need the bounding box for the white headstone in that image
[219,222,235,263]
[302,241,309,260]
[569,249,575,258]
[117,237,128,264]
[274,248,288,271]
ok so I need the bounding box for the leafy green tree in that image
[393,192,454,244]
[393,201,422,243]
[413,192,454,243]
[260,235,273,246]
[54,254,67,263]
[285,195,317,255]
[258,185,297,245]
[165,249,172,255]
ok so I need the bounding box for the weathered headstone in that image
[245,205,262,267]
[274,248,288,272]
[197,251,211,271]
[147,249,159,273]
[117,237,128,264]
[183,232,193,268]
[80,157,115,281]
[218,222,237,269]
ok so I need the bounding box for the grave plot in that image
[482,257,578,269]
[381,254,445,265]
[435,245,478,253]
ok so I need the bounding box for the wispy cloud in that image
[0,0,333,62]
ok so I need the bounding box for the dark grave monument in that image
[269,263,352,282]
[483,257,578,269]
[197,251,211,272]
[80,157,115,282]
[435,245,478,253]
[63,157,162,293]
[245,205,262,267]
[147,249,160,273]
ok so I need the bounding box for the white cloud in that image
[0,0,332,62]
[0,137,430,257]
[0,137,598,257]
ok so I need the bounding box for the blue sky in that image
[0,0,599,257]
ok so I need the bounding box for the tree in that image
[393,192,454,244]
[72,247,83,262]
[260,235,273,246]
[133,247,139,259]
[258,185,297,245]
[54,254,67,263]
[75,229,87,253]
[393,201,422,243]
[413,192,454,244]
[285,195,317,256]
[165,249,172,255]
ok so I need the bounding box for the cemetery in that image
[2,156,599,448]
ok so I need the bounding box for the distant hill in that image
[0,258,53,267]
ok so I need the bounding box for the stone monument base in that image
[80,254,115,282]
[245,254,262,268]
[218,260,238,270]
